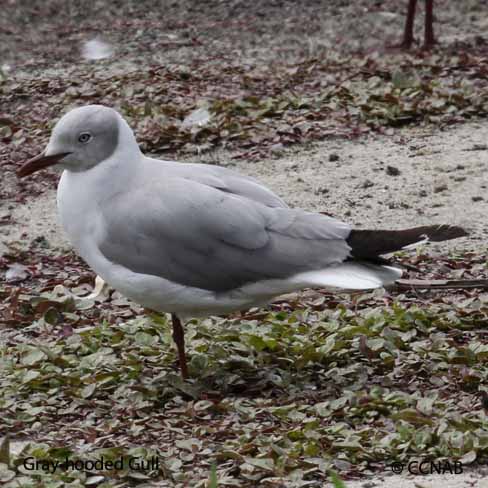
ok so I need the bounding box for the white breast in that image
[57,170,101,254]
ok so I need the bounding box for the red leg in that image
[402,0,417,49]
[171,313,189,379]
[424,0,435,48]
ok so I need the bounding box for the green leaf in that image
[459,450,476,464]
[21,347,47,366]
[208,463,218,488]
[0,436,10,466]
[329,470,347,488]
[0,463,15,483]
[81,383,97,399]
[243,457,274,471]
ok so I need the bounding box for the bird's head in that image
[17,105,123,177]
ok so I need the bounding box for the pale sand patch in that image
[344,465,488,488]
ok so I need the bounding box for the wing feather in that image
[98,176,351,291]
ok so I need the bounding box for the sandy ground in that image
[345,466,488,488]
[2,120,486,256]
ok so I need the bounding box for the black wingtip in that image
[347,224,469,260]
[425,225,469,242]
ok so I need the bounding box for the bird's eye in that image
[78,132,92,144]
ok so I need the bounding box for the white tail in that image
[292,262,403,290]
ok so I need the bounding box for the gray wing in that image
[148,159,288,208]
[98,177,351,292]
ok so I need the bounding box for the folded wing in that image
[98,177,352,292]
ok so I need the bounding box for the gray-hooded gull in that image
[17,105,467,378]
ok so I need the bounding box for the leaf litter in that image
[1,0,488,486]
[1,242,488,486]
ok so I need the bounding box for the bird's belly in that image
[88,258,272,317]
